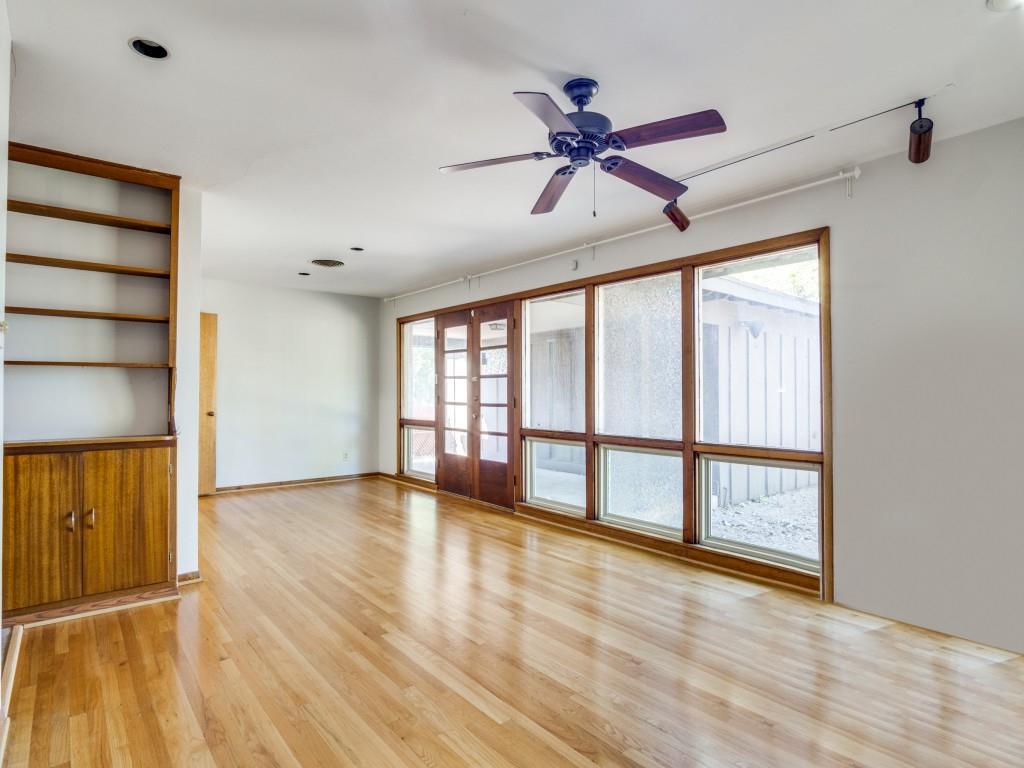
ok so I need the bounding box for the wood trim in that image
[512,299,524,503]
[8,199,171,234]
[2,624,23,713]
[2,583,179,627]
[594,434,686,451]
[396,228,828,323]
[395,319,404,475]
[389,473,438,492]
[694,442,825,464]
[5,306,169,323]
[5,360,169,368]
[4,434,177,455]
[520,428,587,442]
[214,471,380,494]
[168,182,180,369]
[682,266,697,542]
[6,253,170,278]
[176,571,202,585]
[9,142,180,189]
[380,475,436,493]
[819,228,835,602]
[584,284,597,520]
[514,502,819,593]
[398,418,435,429]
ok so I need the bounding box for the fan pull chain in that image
[592,162,597,218]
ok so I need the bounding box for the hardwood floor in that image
[6,477,1023,767]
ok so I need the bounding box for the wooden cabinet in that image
[2,453,82,610]
[82,448,171,596]
[2,444,173,617]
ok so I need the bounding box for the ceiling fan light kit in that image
[441,76,726,227]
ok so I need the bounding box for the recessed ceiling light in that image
[987,0,1022,11]
[350,246,364,252]
[298,272,310,276]
[310,259,345,268]
[130,38,169,59]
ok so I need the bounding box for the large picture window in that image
[398,229,831,595]
[597,273,682,440]
[697,246,821,450]
[400,317,436,478]
[401,318,435,421]
[523,291,585,432]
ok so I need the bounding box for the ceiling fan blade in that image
[609,109,726,150]
[514,92,581,138]
[600,156,688,201]
[439,152,555,173]
[531,166,576,215]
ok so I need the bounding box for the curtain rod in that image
[384,166,860,303]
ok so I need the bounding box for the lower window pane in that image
[480,434,507,463]
[700,456,820,568]
[525,438,586,514]
[444,430,468,456]
[599,446,683,532]
[403,426,435,479]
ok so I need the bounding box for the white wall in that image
[202,279,379,488]
[174,185,202,575]
[378,118,1024,653]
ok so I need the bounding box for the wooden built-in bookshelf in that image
[2,142,182,624]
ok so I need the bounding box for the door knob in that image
[66,510,76,532]
[87,508,96,529]
[206,411,216,416]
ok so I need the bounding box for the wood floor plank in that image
[6,477,1024,767]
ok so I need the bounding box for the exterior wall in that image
[379,118,1024,653]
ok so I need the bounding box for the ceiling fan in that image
[440,77,726,217]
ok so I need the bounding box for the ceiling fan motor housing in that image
[549,109,613,166]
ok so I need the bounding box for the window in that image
[401,318,435,421]
[697,246,821,450]
[597,273,682,440]
[699,456,819,571]
[443,324,469,457]
[398,230,830,592]
[402,426,435,480]
[525,438,586,514]
[598,446,683,534]
[523,291,585,432]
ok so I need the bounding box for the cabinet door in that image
[2,453,82,610]
[82,447,170,595]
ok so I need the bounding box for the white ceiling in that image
[8,1,1024,297]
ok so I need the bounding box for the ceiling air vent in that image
[310,259,345,268]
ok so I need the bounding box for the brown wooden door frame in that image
[472,301,515,508]
[435,303,515,508]
[199,312,218,496]
[436,310,472,497]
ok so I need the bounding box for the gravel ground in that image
[710,485,819,560]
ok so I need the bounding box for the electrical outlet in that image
[343,451,350,461]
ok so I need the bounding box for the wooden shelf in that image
[5,306,169,324]
[5,361,170,368]
[7,199,171,234]
[7,253,170,279]
[4,434,178,455]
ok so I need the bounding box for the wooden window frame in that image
[396,228,833,598]
[396,318,439,489]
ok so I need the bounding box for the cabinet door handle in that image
[67,510,76,532]
[87,508,96,529]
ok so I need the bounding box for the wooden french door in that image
[436,302,514,508]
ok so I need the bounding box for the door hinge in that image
[169,463,174,476]
[168,551,174,563]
